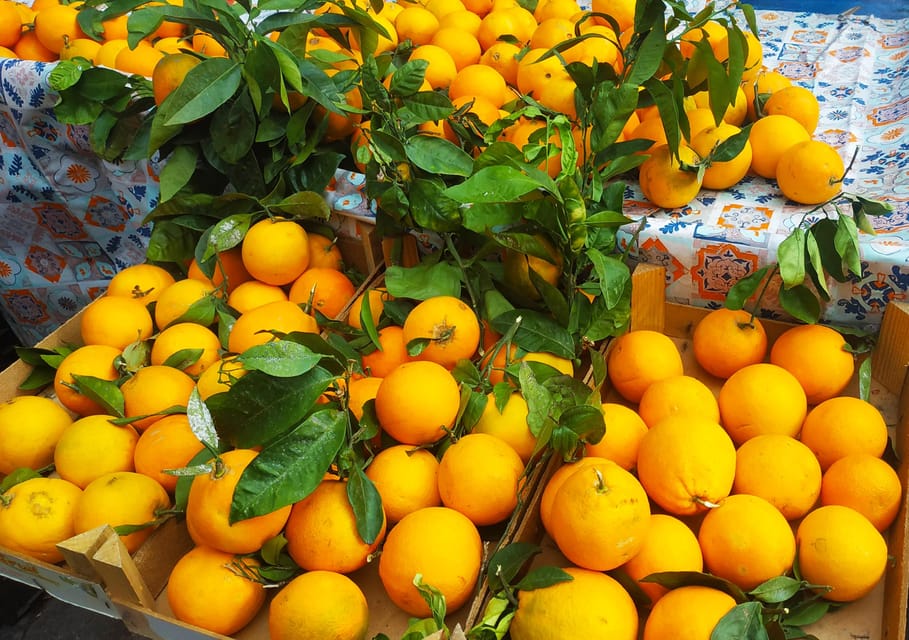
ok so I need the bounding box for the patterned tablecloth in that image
[1,6,908,344]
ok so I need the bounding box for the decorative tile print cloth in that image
[0,58,157,345]
[616,8,909,331]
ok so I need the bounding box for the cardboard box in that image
[517,263,909,640]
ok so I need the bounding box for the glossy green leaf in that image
[444,166,542,203]
[725,265,771,311]
[159,145,198,202]
[210,93,256,164]
[642,571,748,602]
[384,262,462,300]
[805,231,829,298]
[515,565,574,591]
[69,374,124,417]
[187,387,219,449]
[346,464,385,544]
[162,58,242,126]
[269,191,332,220]
[490,310,575,360]
[859,355,872,402]
[782,599,829,627]
[229,408,346,521]
[0,468,43,494]
[161,348,202,372]
[711,601,770,640]
[778,284,821,324]
[748,576,803,604]
[405,135,474,177]
[409,177,463,232]
[237,341,323,377]
[777,229,806,289]
[834,215,862,277]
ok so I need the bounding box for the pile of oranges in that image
[510,307,899,638]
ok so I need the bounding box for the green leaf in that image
[206,368,337,448]
[444,166,543,203]
[70,374,124,417]
[782,599,830,627]
[0,468,43,494]
[209,92,257,164]
[229,408,346,522]
[270,191,332,220]
[409,177,463,232]
[486,541,541,592]
[346,465,385,545]
[162,58,242,126]
[159,146,198,202]
[187,387,219,449]
[626,19,668,87]
[405,135,474,177]
[515,565,574,591]
[162,348,202,372]
[858,355,872,402]
[834,215,862,277]
[804,231,829,299]
[384,262,462,300]
[206,213,253,256]
[725,265,771,310]
[778,284,821,324]
[778,228,806,289]
[490,310,575,360]
[237,340,323,377]
[642,571,748,602]
[748,576,803,604]
[587,249,630,308]
[711,601,770,640]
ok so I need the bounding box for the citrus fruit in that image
[365,444,441,523]
[621,513,704,604]
[227,279,288,314]
[0,395,73,475]
[153,277,216,331]
[241,218,310,286]
[718,363,808,445]
[762,85,820,134]
[167,544,267,636]
[196,356,248,401]
[733,433,822,520]
[502,234,564,303]
[53,344,122,416]
[638,143,703,209]
[402,295,481,369]
[776,139,845,205]
[820,453,902,531]
[548,459,651,571]
[269,570,369,640]
[584,402,648,471]
[284,478,386,573]
[769,323,855,406]
[54,415,140,489]
[799,396,889,470]
[642,585,736,640]
[374,360,461,445]
[748,113,810,179]
[360,325,411,378]
[437,432,525,526]
[228,300,319,355]
[378,506,482,617]
[0,476,83,564]
[120,364,196,432]
[107,263,176,303]
[636,415,736,515]
[34,3,85,54]
[186,247,252,294]
[150,322,222,376]
[637,374,720,428]
[133,413,205,493]
[796,504,888,602]
[408,44,459,90]
[151,52,201,106]
[691,307,767,379]
[80,296,155,350]
[471,391,537,463]
[538,456,606,536]
[288,267,357,320]
[73,471,171,553]
[510,567,638,640]
[743,70,793,121]
[690,123,753,190]
[606,329,684,403]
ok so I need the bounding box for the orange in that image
[34,3,85,54]
[58,37,101,62]
[306,233,344,270]
[515,47,569,97]
[698,493,796,591]
[733,434,822,520]
[395,6,439,46]
[424,0,466,18]
[820,453,902,531]
[241,218,310,286]
[636,415,736,515]
[54,415,140,489]
[530,17,575,50]
[96,39,130,68]
[642,585,736,640]
[763,84,820,133]
[79,295,153,350]
[510,567,638,640]
[537,76,579,119]
[471,391,537,463]
[13,31,56,62]
[538,456,606,536]
[462,0,494,16]
[167,545,267,636]
[743,69,793,121]
[100,12,129,40]
[477,6,536,51]
[683,107,720,142]
[150,322,222,376]
[718,363,808,445]
[378,506,482,617]
[740,31,763,83]
[0,1,22,49]
[284,478,386,573]
[107,263,176,303]
[501,232,564,302]
[691,307,767,379]
[345,375,383,422]
[195,356,248,400]
[360,325,411,378]
[584,402,647,471]
[637,374,720,428]
[114,40,165,77]
[590,0,635,33]
[534,0,581,21]
[431,27,481,70]
[73,471,171,553]
[401,295,481,369]
[679,19,728,61]
[191,31,227,57]
[445,94,501,135]
[185,448,293,554]
[133,413,205,493]
[120,364,196,432]
[769,323,854,404]
[153,277,215,330]
[800,396,889,470]
[627,115,670,151]
[269,570,369,640]
[479,40,521,86]
[315,82,364,143]
[408,43,458,89]
[0,477,83,564]
[690,123,753,190]
[606,329,684,403]
[638,143,703,209]
[549,459,650,571]
[437,432,525,526]
[776,139,845,205]
[796,504,888,602]
[748,113,810,179]
[0,395,73,475]
[621,513,704,604]
[186,247,252,294]
[562,24,619,67]
[0,44,18,58]
[227,279,288,314]
[228,300,319,355]
[448,63,509,107]
[53,344,122,416]
[365,444,441,523]
[690,86,748,127]
[347,287,389,330]
[438,9,482,36]
[288,267,357,320]
[353,13,397,55]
